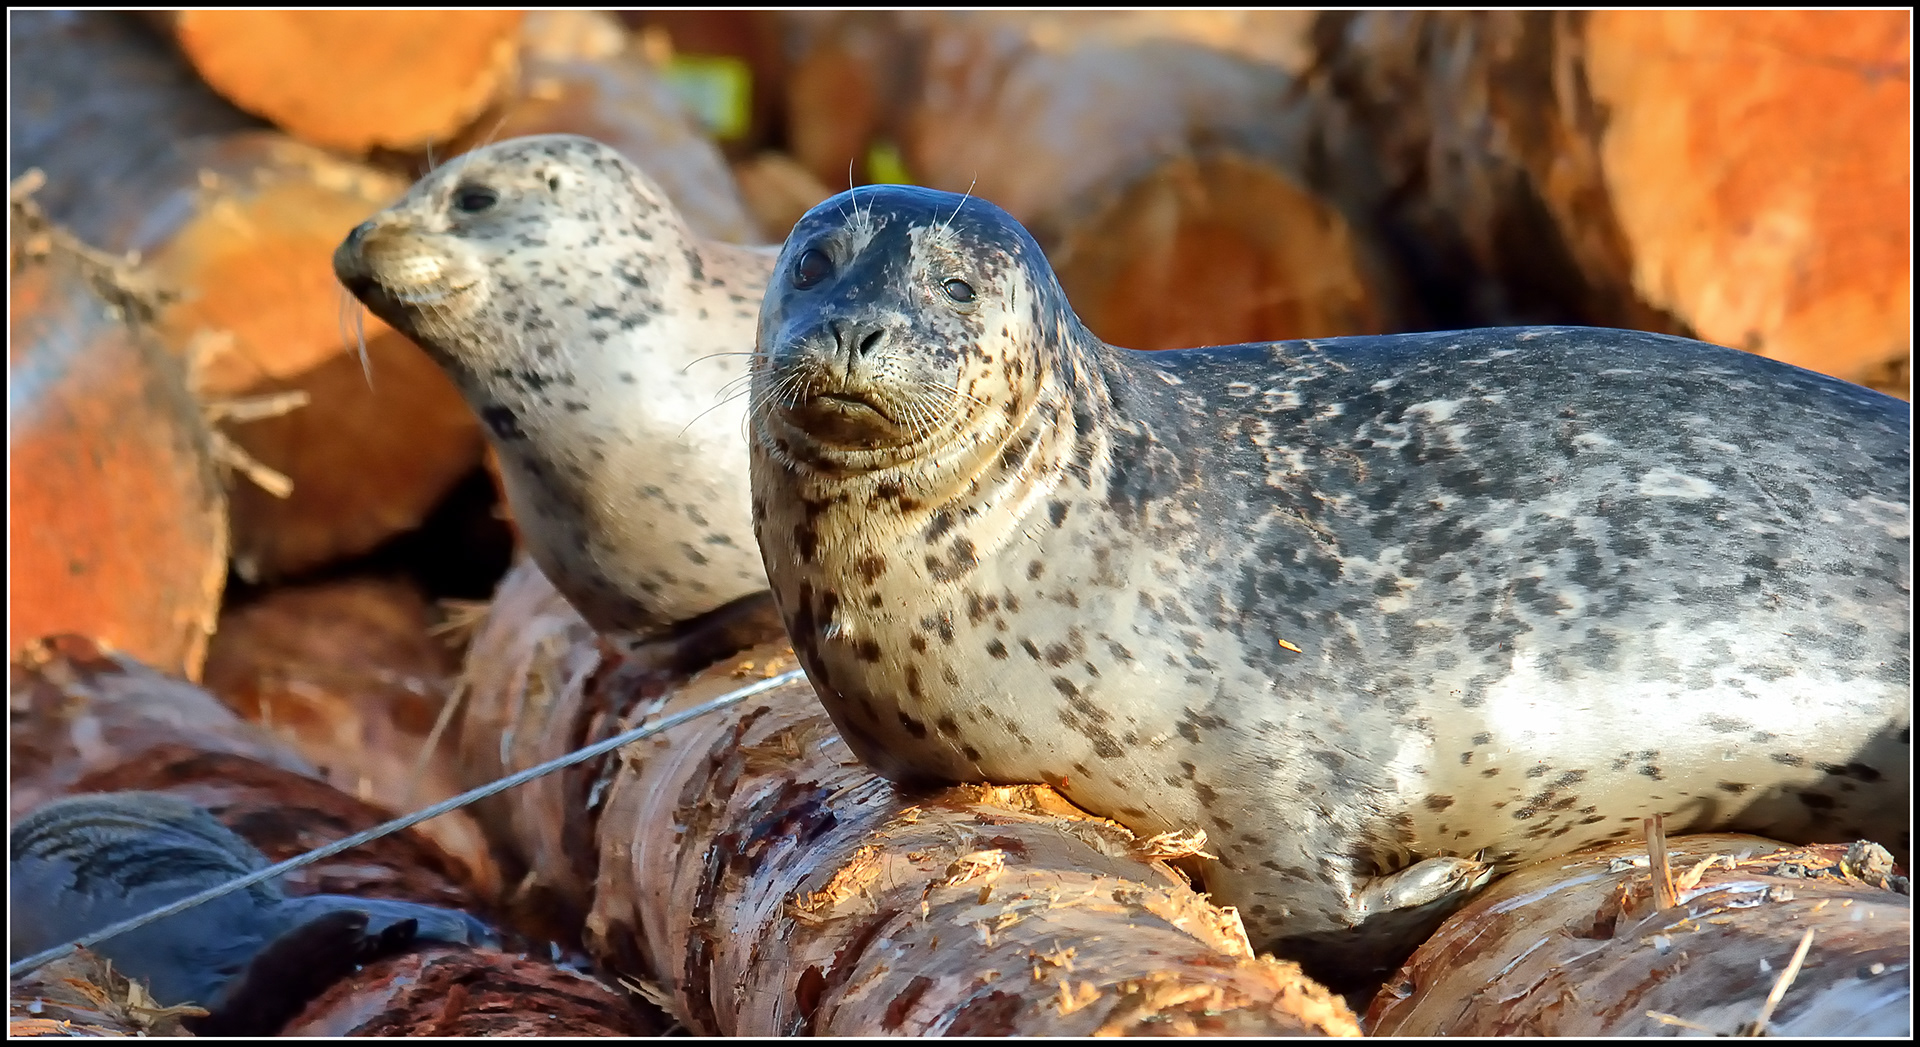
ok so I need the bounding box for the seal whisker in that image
[678,383,759,438]
[680,349,769,374]
[335,287,375,389]
[938,177,977,237]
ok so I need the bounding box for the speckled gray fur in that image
[334,134,771,637]
[748,185,1912,978]
[10,792,492,1033]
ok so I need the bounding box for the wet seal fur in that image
[10,791,494,1035]
[747,185,1912,981]
[334,134,776,651]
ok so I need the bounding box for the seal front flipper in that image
[1284,856,1496,989]
[188,908,372,1036]
[1352,854,1496,919]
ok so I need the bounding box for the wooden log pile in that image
[9,9,1908,1037]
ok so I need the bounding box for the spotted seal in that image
[747,185,1912,980]
[334,134,775,651]
[10,791,494,1034]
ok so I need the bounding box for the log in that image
[731,152,836,244]
[449,556,636,945]
[284,948,664,1036]
[779,11,1400,350]
[449,561,1362,1036]
[8,193,226,681]
[6,636,660,1035]
[7,10,262,229]
[199,575,495,892]
[9,634,493,913]
[441,12,761,245]
[161,11,525,154]
[12,10,487,581]
[139,137,484,582]
[1302,11,1910,394]
[8,950,200,1038]
[1586,11,1910,393]
[1366,832,1911,1036]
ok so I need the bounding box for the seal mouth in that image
[810,391,889,417]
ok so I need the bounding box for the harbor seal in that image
[10,791,494,1034]
[747,185,1912,980]
[334,134,776,653]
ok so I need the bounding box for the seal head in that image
[750,185,1912,981]
[335,134,773,639]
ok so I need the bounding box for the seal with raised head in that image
[10,791,494,1035]
[334,134,777,654]
[747,184,1912,980]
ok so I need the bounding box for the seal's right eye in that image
[792,247,833,289]
[453,185,499,214]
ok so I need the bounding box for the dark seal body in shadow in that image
[10,791,493,1034]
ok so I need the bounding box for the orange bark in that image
[167,11,525,153]
[8,199,226,680]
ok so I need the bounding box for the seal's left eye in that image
[453,185,499,214]
[944,279,975,303]
[793,247,833,289]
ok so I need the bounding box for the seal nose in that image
[830,319,890,368]
[343,219,376,250]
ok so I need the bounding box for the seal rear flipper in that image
[187,908,371,1037]
[294,894,498,949]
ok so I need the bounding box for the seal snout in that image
[332,213,479,317]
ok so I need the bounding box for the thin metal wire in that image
[8,668,806,978]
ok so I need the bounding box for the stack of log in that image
[9,9,1908,1037]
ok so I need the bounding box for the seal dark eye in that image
[792,247,833,289]
[453,184,499,214]
[944,278,975,303]
[547,175,561,192]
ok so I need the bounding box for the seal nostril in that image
[345,220,375,248]
[858,329,884,357]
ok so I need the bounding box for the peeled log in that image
[11,11,486,580]
[8,198,226,681]
[781,11,1398,350]
[450,561,1361,1036]
[443,14,761,244]
[163,11,525,154]
[1303,11,1910,394]
[9,951,199,1038]
[1366,833,1911,1036]
[199,575,494,891]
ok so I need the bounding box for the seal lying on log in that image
[745,183,1911,981]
